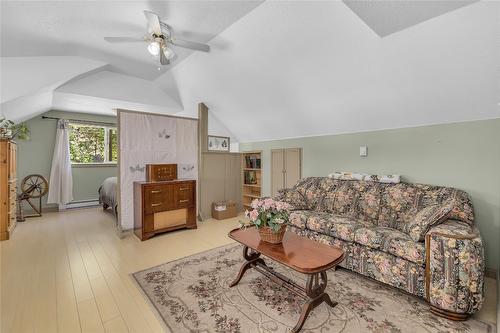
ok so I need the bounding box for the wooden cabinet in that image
[133,180,196,241]
[1,139,17,241]
[271,148,302,196]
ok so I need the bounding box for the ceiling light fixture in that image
[147,41,160,56]
[162,45,175,60]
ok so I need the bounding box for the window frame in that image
[69,122,118,167]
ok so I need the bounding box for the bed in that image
[98,176,118,217]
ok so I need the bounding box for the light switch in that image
[360,146,367,157]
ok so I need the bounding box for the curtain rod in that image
[41,116,116,127]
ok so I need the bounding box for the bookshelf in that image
[241,151,262,210]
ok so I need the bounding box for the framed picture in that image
[208,135,230,152]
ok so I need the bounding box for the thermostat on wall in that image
[360,146,368,157]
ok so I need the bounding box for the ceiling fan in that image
[104,10,210,66]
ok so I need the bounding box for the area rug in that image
[132,244,495,333]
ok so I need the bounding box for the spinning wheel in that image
[17,174,49,221]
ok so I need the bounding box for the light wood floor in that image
[1,207,497,332]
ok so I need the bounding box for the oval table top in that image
[228,227,345,274]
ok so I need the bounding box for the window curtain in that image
[47,119,73,207]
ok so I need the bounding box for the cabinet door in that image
[284,148,302,188]
[271,149,285,197]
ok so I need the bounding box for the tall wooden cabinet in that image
[271,148,302,196]
[1,139,17,240]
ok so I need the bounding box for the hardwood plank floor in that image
[0,207,496,332]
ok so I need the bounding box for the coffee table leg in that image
[292,271,337,333]
[229,246,263,287]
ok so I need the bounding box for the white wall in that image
[156,1,500,142]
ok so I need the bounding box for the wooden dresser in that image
[0,139,17,241]
[133,179,197,240]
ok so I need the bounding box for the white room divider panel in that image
[117,110,198,232]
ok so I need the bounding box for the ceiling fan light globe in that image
[147,41,160,56]
[162,46,175,60]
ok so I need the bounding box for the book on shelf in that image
[245,156,261,169]
[244,170,257,185]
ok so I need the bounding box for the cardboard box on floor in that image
[212,201,238,220]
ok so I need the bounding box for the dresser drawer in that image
[144,184,176,214]
[176,183,194,208]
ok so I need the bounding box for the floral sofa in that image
[276,177,484,320]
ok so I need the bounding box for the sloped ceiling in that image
[0,1,263,124]
[343,0,478,37]
[1,1,498,143]
[156,0,500,142]
[0,1,263,79]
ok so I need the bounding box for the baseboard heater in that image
[60,199,100,210]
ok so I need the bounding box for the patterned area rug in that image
[132,244,494,333]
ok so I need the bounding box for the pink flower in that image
[263,198,274,210]
[249,209,259,221]
[251,199,259,209]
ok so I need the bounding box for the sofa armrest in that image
[425,220,484,316]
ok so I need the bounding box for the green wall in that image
[240,119,500,270]
[16,110,117,209]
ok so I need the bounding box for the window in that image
[69,123,117,164]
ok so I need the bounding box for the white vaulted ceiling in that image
[158,0,500,142]
[1,1,499,142]
[0,1,263,122]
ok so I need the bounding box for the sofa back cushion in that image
[403,201,455,242]
[377,183,421,231]
[277,177,324,210]
[351,181,383,224]
[414,184,474,223]
[316,179,381,224]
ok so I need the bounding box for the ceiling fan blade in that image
[159,47,170,65]
[144,10,162,35]
[170,38,210,52]
[104,37,145,43]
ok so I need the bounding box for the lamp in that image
[147,41,160,56]
[162,45,175,60]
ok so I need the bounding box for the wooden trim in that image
[429,305,470,321]
[425,233,431,300]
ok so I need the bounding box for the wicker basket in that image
[258,225,286,244]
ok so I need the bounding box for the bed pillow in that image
[405,201,455,242]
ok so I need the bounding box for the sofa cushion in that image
[317,177,341,213]
[279,177,324,210]
[305,212,370,242]
[403,201,455,242]
[331,181,360,217]
[354,226,426,265]
[415,184,474,224]
[289,210,316,229]
[351,181,382,224]
[378,183,421,231]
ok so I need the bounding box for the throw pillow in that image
[406,201,455,242]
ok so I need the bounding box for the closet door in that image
[271,149,285,197]
[284,148,301,188]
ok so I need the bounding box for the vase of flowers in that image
[242,198,292,244]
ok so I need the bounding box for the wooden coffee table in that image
[228,227,345,332]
